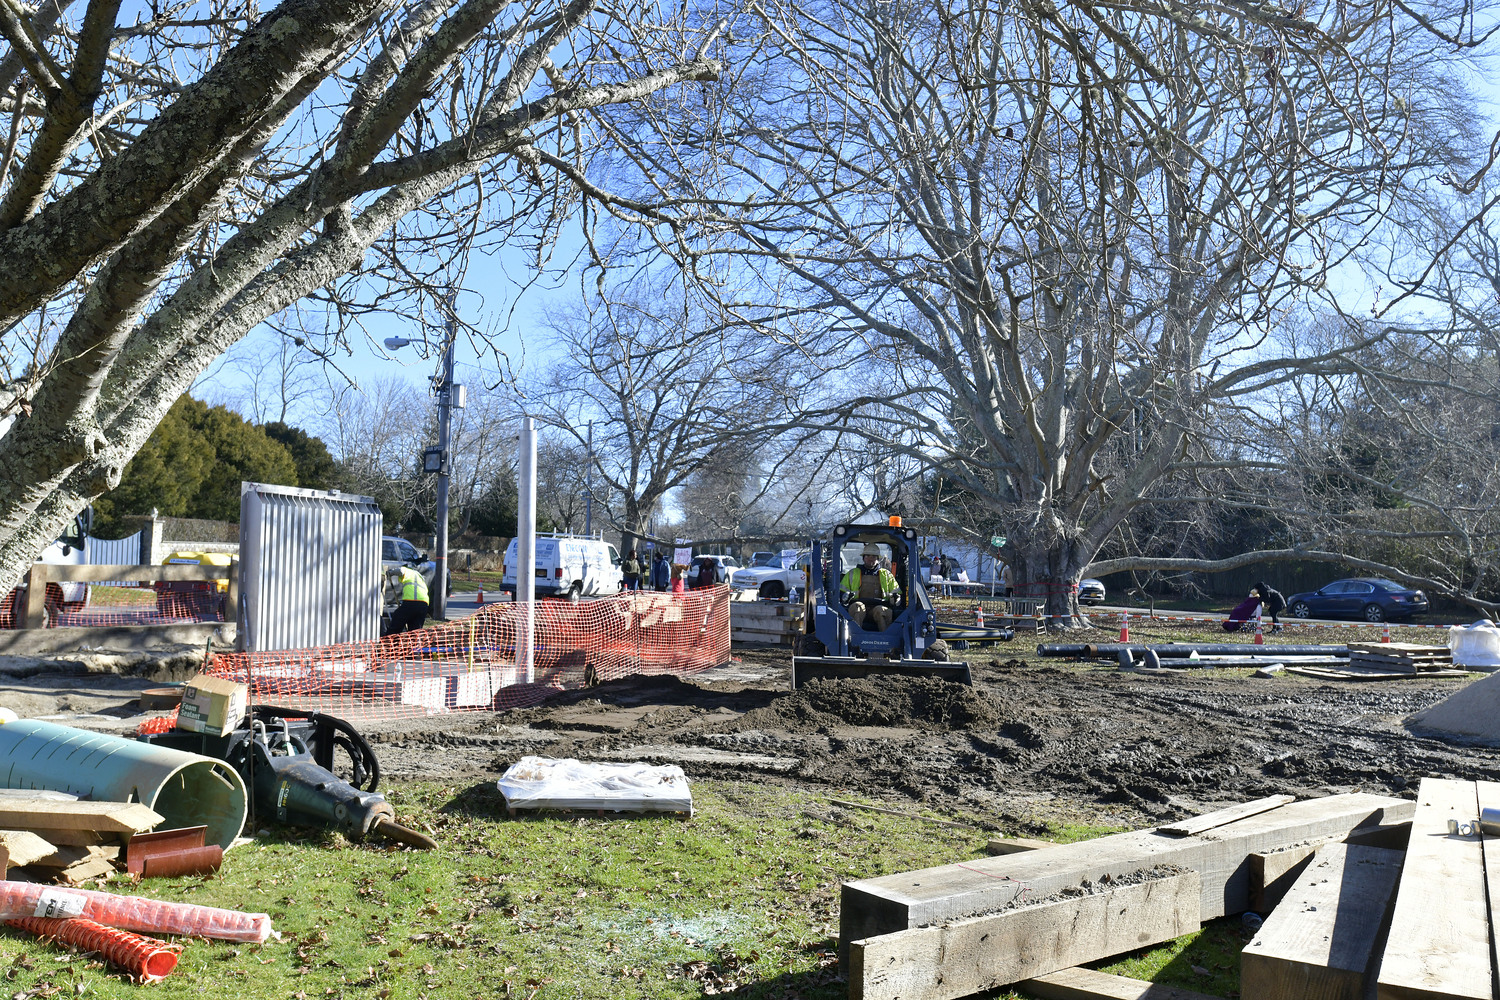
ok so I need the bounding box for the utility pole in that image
[385,293,461,622]
[432,300,456,621]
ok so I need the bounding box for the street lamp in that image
[384,298,462,621]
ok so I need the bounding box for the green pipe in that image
[0,719,247,848]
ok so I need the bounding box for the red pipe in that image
[8,917,181,982]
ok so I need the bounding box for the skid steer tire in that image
[793,634,827,658]
[924,639,951,662]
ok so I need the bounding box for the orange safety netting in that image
[0,584,228,629]
[191,587,731,721]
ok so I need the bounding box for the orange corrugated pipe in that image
[8,917,181,983]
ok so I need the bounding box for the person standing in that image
[651,550,670,591]
[939,554,954,598]
[1254,580,1287,633]
[621,548,642,591]
[1000,562,1013,598]
[383,566,429,636]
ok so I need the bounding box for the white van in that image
[501,534,623,600]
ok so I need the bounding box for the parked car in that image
[1078,578,1106,605]
[686,554,740,588]
[730,549,811,599]
[382,535,450,597]
[748,551,777,567]
[1285,578,1428,622]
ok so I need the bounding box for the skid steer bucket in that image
[791,655,973,690]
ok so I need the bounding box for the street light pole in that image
[385,293,460,622]
[584,420,593,536]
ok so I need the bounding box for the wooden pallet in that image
[1287,664,1469,682]
[1346,641,1453,673]
[729,602,805,645]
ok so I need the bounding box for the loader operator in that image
[384,565,430,636]
[842,543,900,631]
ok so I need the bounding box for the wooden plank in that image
[1250,843,1320,914]
[22,564,46,629]
[1376,778,1489,1000]
[1478,780,1500,1000]
[1242,843,1403,1000]
[26,828,120,847]
[53,856,117,884]
[0,831,57,867]
[0,800,162,834]
[1021,967,1227,1000]
[29,844,121,868]
[39,564,232,584]
[987,836,1057,855]
[1159,794,1295,837]
[1248,823,1409,912]
[840,793,1413,970]
[850,869,1200,1000]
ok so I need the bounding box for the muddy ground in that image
[361,618,1500,831]
[2,619,1494,831]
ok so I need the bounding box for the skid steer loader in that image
[791,520,974,689]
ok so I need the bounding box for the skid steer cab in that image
[792,520,971,689]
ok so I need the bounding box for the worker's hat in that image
[861,543,881,556]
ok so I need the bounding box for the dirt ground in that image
[360,617,1500,831]
[2,619,1494,832]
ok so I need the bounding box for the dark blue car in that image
[1285,578,1428,623]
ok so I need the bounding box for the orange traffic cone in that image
[1119,612,1129,643]
[476,588,484,605]
[975,604,985,628]
[1254,619,1264,645]
[1382,622,1390,643]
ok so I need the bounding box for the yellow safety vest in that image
[400,567,429,604]
[842,566,897,599]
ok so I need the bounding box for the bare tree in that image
[651,0,1494,619]
[528,279,816,551]
[0,0,723,591]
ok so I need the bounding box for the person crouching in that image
[384,566,430,635]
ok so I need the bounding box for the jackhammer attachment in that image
[139,707,436,849]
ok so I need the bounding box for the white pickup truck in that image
[729,549,810,599]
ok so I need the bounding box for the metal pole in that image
[517,417,538,683]
[433,298,456,621]
[584,420,593,536]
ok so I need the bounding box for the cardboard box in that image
[176,675,247,736]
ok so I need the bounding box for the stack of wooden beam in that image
[0,796,161,884]
[1243,777,1500,1000]
[729,601,805,646]
[1347,641,1455,673]
[840,792,1416,1000]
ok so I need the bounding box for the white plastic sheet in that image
[1449,620,1500,670]
[497,756,693,814]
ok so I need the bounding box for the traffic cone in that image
[1254,619,1264,645]
[1119,612,1129,643]
[476,588,484,605]
[1382,622,1390,643]
[975,604,985,628]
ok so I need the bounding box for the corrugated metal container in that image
[238,483,383,651]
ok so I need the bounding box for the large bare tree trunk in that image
[0,0,723,592]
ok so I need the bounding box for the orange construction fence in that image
[189,587,731,720]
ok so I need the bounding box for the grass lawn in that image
[0,780,1260,999]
